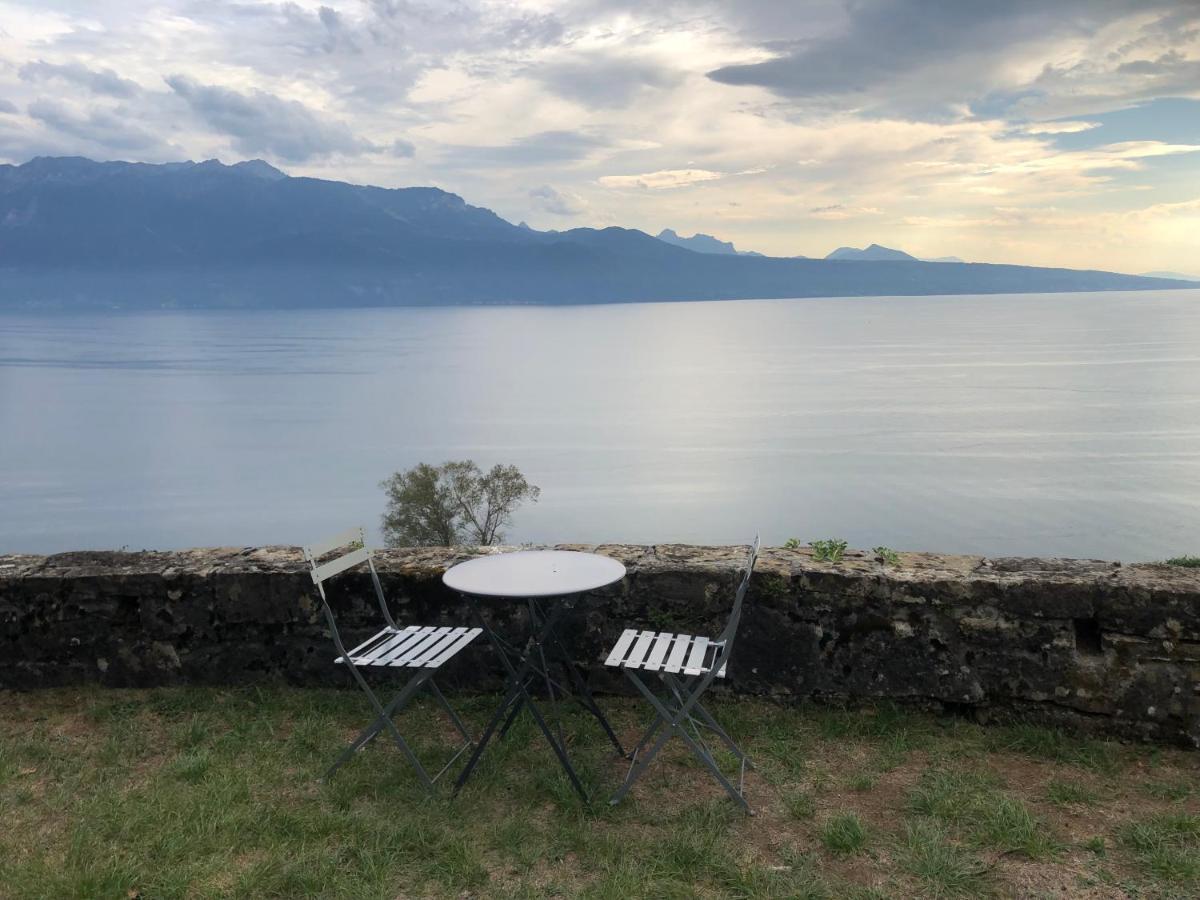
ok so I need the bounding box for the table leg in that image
[534,600,627,758]
[453,596,590,802]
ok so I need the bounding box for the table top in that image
[442,550,627,599]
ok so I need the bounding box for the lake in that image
[2,291,1198,560]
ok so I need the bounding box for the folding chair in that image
[303,527,481,792]
[605,536,760,812]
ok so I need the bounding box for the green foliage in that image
[847,773,876,792]
[820,813,869,855]
[1045,778,1101,806]
[1141,779,1194,801]
[909,769,1059,859]
[811,539,848,563]
[897,819,992,897]
[1164,555,1200,567]
[2,687,1193,899]
[785,790,817,820]
[1118,813,1200,882]
[872,546,900,566]
[975,796,1060,859]
[984,723,1120,772]
[784,538,802,550]
[379,459,539,547]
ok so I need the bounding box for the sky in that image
[1,0,1199,273]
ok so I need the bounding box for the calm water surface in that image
[2,291,1198,560]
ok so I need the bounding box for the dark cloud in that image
[26,99,167,154]
[705,0,1186,120]
[165,74,374,162]
[391,138,416,158]
[1117,49,1189,75]
[440,130,607,167]
[528,184,585,215]
[533,55,682,109]
[0,99,18,115]
[19,60,141,98]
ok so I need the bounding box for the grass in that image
[897,819,992,897]
[1118,813,1200,883]
[0,687,1196,899]
[820,812,869,854]
[1045,777,1102,806]
[1163,555,1200,567]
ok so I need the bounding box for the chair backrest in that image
[301,526,397,630]
[716,535,760,651]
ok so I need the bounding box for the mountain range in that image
[0,156,1194,310]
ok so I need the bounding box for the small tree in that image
[380,460,539,547]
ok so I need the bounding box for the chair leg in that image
[428,677,474,745]
[664,673,752,767]
[327,662,437,791]
[610,670,751,812]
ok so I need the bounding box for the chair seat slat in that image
[604,629,639,667]
[643,632,676,672]
[342,626,400,661]
[423,628,483,669]
[359,629,418,663]
[663,634,693,674]
[370,626,433,664]
[683,636,710,676]
[409,627,469,667]
[390,628,451,666]
[624,630,658,668]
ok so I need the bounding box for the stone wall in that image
[1,544,1197,747]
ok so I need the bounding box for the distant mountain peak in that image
[230,159,287,180]
[656,228,738,255]
[825,243,917,261]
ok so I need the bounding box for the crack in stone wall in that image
[1,544,1197,746]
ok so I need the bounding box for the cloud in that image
[809,204,882,220]
[529,183,586,216]
[706,1,1199,121]
[0,99,18,115]
[532,54,683,109]
[598,168,726,190]
[440,130,609,167]
[165,74,374,162]
[391,138,415,158]
[26,98,167,154]
[19,60,141,98]
[1022,121,1100,135]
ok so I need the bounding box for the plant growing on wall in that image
[380,460,539,547]
[873,546,900,566]
[811,539,849,563]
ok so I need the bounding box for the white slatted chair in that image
[606,537,760,811]
[303,527,481,791]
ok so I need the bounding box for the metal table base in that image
[453,594,627,803]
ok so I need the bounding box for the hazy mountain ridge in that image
[826,243,917,261]
[0,157,1194,309]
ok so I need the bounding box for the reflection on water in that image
[2,291,1199,560]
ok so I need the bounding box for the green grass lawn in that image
[0,686,1196,899]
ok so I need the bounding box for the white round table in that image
[442,549,626,599]
[443,550,629,801]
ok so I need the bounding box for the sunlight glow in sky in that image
[1,0,1198,272]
